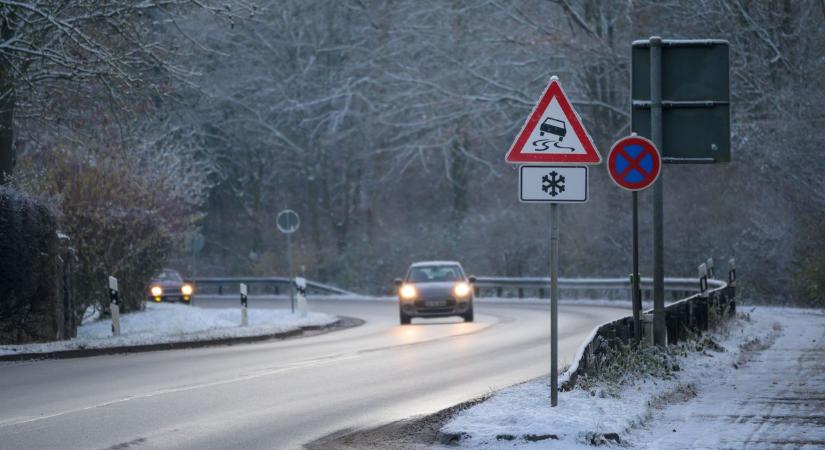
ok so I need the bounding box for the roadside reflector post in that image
[706,257,715,279]
[698,263,708,295]
[728,258,736,287]
[294,277,308,318]
[240,283,248,327]
[108,276,120,337]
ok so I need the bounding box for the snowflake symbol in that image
[541,171,566,197]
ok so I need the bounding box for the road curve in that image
[0,297,629,449]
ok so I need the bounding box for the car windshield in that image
[408,265,462,283]
[154,270,182,282]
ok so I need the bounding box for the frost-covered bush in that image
[0,186,59,343]
[19,150,186,315]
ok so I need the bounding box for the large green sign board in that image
[631,40,730,163]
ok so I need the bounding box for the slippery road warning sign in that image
[607,135,661,191]
[519,165,588,203]
[506,77,601,165]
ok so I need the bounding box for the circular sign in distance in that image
[276,209,300,234]
[607,135,662,191]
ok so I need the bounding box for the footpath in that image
[631,307,825,449]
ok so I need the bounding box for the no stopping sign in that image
[607,136,661,191]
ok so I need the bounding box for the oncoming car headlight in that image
[181,284,193,296]
[399,284,418,300]
[150,286,163,297]
[453,282,471,298]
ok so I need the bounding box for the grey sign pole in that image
[287,231,294,313]
[549,203,560,406]
[276,209,300,314]
[650,36,666,346]
[632,191,641,342]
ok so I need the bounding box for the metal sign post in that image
[606,134,661,342]
[631,36,730,346]
[276,209,300,313]
[506,76,601,407]
[650,37,667,346]
[549,204,560,406]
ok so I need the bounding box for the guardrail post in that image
[108,276,120,337]
[518,287,524,299]
[698,263,708,294]
[496,287,502,297]
[240,283,248,326]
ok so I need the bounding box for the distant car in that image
[394,261,475,325]
[148,268,194,304]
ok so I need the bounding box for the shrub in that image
[19,149,187,315]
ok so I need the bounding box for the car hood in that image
[151,281,183,289]
[412,281,459,299]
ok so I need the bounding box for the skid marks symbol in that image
[531,139,576,153]
[541,171,565,197]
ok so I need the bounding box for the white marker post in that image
[294,277,308,318]
[108,276,120,337]
[240,283,248,327]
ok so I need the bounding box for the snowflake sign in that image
[519,166,588,203]
[541,171,566,197]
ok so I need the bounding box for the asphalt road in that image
[0,297,629,450]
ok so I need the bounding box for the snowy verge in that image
[0,302,338,356]
[441,306,816,448]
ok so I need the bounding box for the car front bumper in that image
[400,297,471,317]
[149,295,191,303]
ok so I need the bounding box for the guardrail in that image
[472,276,724,299]
[189,277,354,296]
[560,258,737,389]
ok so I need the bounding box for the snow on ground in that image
[0,302,338,356]
[442,306,825,449]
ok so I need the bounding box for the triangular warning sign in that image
[505,77,601,164]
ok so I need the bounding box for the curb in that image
[0,316,362,362]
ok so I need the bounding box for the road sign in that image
[506,77,601,165]
[632,39,730,163]
[276,209,300,234]
[519,166,588,203]
[189,232,205,254]
[607,135,661,191]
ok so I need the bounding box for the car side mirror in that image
[468,276,477,283]
[394,278,403,286]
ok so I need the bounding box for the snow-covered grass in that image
[442,306,824,448]
[0,302,338,356]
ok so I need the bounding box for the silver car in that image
[394,261,476,325]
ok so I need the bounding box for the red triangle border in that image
[505,79,602,164]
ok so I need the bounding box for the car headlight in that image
[453,282,471,298]
[181,284,193,296]
[399,284,418,300]
[150,286,163,297]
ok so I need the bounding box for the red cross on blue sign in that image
[607,136,661,191]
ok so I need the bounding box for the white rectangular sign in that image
[519,165,588,203]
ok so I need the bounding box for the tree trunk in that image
[0,16,14,185]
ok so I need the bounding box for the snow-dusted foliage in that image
[3,1,823,305]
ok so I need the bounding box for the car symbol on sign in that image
[540,118,566,140]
